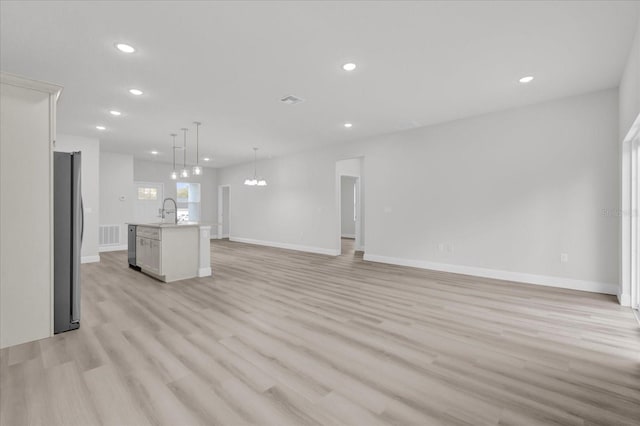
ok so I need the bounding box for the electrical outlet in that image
[560,253,569,263]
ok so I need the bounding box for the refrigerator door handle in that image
[81,197,84,244]
[71,152,82,324]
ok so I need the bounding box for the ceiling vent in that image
[280,95,304,105]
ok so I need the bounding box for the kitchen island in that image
[128,222,212,283]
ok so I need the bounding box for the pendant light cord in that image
[195,122,200,166]
[171,133,177,171]
[182,128,188,168]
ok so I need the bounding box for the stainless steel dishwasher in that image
[128,224,140,269]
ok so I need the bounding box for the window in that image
[176,182,201,222]
[137,187,158,200]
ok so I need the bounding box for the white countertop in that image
[127,222,207,229]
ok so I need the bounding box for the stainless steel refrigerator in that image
[54,151,83,333]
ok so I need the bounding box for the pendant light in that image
[180,128,189,178]
[244,147,267,186]
[192,121,203,176]
[170,133,178,180]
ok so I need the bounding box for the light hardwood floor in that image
[1,239,639,426]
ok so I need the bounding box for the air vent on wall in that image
[280,95,304,105]
[99,224,120,246]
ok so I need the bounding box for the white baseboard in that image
[617,292,631,306]
[198,267,212,277]
[363,253,618,295]
[341,234,356,239]
[230,237,339,256]
[81,255,100,264]
[99,244,127,252]
[219,233,229,239]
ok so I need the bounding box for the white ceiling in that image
[1,1,639,167]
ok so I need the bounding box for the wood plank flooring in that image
[1,238,639,425]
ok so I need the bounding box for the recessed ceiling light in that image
[151,150,158,155]
[115,43,135,53]
[129,88,143,96]
[96,126,106,130]
[109,110,121,116]
[344,123,353,128]
[519,75,534,83]
[342,63,357,71]
[203,157,210,161]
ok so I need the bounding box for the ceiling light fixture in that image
[203,157,210,162]
[180,128,189,178]
[109,110,121,116]
[96,126,106,130]
[342,63,357,71]
[151,150,158,155]
[519,75,534,83]
[244,147,267,186]
[115,43,135,53]
[192,121,203,176]
[170,133,178,180]
[129,88,143,96]
[344,122,353,128]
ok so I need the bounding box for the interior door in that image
[134,182,163,224]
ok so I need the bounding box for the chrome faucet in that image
[161,198,178,224]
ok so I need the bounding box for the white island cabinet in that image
[133,223,210,282]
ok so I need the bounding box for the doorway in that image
[336,158,363,255]
[340,175,359,254]
[134,182,164,224]
[217,185,230,239]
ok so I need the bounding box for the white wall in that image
[341,176,357,237]
[222,186,229,237]
[218,89,620,294]
[218,149,341,255]
[100,152,134,248]
[620,17,640,139]
[133,159,217,228]
[336,158,361,177]
[1,76,59,348]
[364,90,619,295]
[55,134,100,262]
